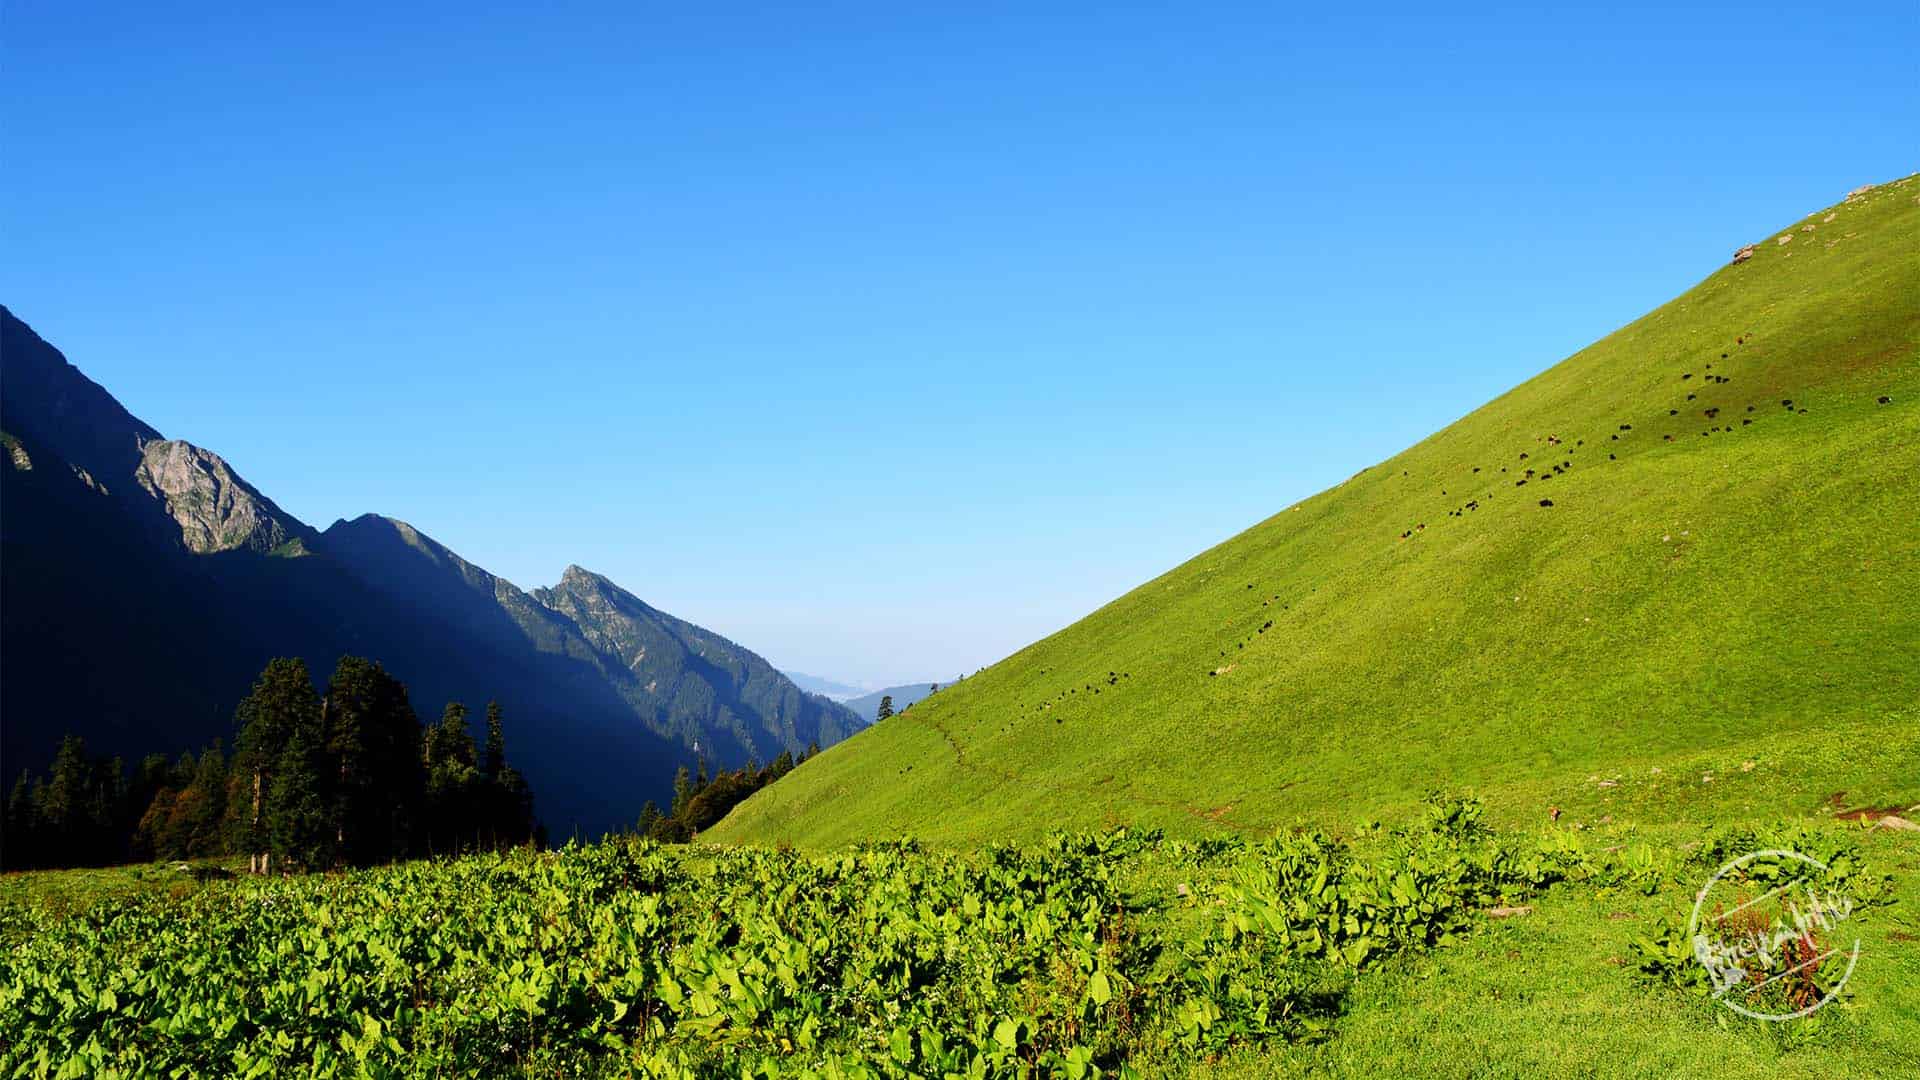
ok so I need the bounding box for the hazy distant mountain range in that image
[841,681,961,723]
[782,672,872,702]
[0,305,860,836]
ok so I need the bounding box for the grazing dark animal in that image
[1742,419,1751,425]
[1687,393,1696,401]
[1670,409,1678,415]
[1516,479,1526,486]
[1782,399,1793,407]
[1609,453,1616,459]
[1747,405,1755,411]
[1538,499,1553,507]
[1682,373,1693,380]
[1520,452,1529,459]
[1619,424,1632,430]
[1879,396,1893,404]
[1704,407,1719,417]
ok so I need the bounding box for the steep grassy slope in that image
[711,177,1920,847]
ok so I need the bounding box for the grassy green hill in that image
[710,177,1920,848]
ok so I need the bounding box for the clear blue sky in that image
[5,3,1915,686]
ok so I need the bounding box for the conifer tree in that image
[426,702,476,769]
[482,701,506,782]
[325,657,423,865]
[38,736,116,864]
[423,701,481,854]
[2,771,36,869]
[670,765,693,821]
[267,715,332,871]
[875,695,894,721]
[230,658,321,873]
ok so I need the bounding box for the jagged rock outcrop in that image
[134,439,310,555]
[3,433,31,471]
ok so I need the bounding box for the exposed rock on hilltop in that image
[135,439,310,555]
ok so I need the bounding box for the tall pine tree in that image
[230,658,321,873]
[482,701,506,782]
[423,701,479,854]
[266,713,332,872]
[324,657,424,866]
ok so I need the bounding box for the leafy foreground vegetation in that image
[709,176,1920,848]
[4,798,1915,1077]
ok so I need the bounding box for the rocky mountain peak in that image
[558,564,608,589]
[133,439,310,555]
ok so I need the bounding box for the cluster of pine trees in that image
[635,747,816,841]
[2,734,146,870]
[1,656,539,872]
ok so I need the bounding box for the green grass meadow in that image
[709,178,1920,850]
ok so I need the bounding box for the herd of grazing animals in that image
[1395,328,1894,542]
[1026,316,1900,703]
